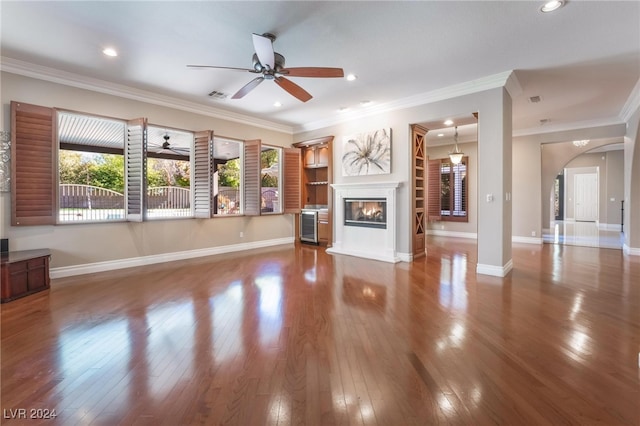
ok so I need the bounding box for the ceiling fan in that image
[187,33,344,102]
[148,133,190,157]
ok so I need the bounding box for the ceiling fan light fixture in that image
[540,0,564,13]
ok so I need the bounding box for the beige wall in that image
[605,150,625,225]
[624,106,640,248]
[0,72,295,268]
[512,136,542,239]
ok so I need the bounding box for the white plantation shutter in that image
[243,139,261,216]
[283,147,301,214]
[193,130,214,218]
[126,118,147,222]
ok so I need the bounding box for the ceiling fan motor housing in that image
[253,52,285,75]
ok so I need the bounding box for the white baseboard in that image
[476,259,513,277]
[428,231,542,245]
[427,230,478,239]
[50,237,295,279]
[512,236,543,245]
[326,246,401,263]
[397,252,413,262]
[623,244,640,256]
[598,223,623,231]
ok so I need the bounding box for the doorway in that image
[574,172,598,222]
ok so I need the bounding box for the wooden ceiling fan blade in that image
[281,67,345,78]
[252,33,275,69]
[275,77,312,102]
[187,65,256,72]
[232,76,265,99]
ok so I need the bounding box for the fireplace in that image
[344,198,386,229]
[328,181,400,263]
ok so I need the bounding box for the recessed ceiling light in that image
[540,0,564,13]
[346,74,357,81]
[444,119,454,126]
[102,47,118,57]
[437,133,444,137]
[274,101,282,107]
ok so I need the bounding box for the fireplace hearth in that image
[344,198,386,229]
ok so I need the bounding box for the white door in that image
[575,173,598,222]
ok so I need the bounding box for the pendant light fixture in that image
[449,126,464,165]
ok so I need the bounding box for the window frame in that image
[213,136,244,217]
[260,144,283,215]
[428,156,469,223]
[145,124,195,221]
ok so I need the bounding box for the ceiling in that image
[1,1,639,142]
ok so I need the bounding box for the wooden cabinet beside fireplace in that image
[293,136,334,247]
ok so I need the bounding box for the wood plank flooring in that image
[1,237,639,425]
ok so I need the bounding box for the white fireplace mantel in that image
[327,181,401,263]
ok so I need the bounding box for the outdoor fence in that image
[59,184,279,221]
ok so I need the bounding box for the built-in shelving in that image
[293,136,334,246]
[411,124,427,258]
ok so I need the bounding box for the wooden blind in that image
[243,139,261,216]
[282,147,301,214]
[193,130,214,218]
[126,118,147,222]
[11,101,56,226]
[427,158,441,221]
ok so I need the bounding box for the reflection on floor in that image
[543,220,623,249]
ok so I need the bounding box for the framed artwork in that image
[342,128,391,176]
[0,131,10,192]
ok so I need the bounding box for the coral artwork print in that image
[341,128,391,176]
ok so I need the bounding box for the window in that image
[260,145,281,214]
[11,101,298,226]
[428,157,468,222]
[58,111,126,222]
[146,126,193,219]
[213,137,243,215]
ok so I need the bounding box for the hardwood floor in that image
[1,237,639,425]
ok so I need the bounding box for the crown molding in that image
[0,56,294,134]
[619,77,640,123]
[295,70,517,133]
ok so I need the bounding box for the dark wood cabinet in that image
[1,249,51,303]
